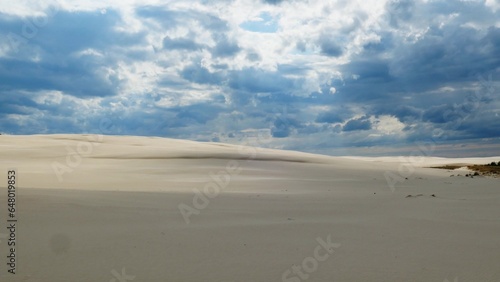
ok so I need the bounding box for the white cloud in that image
[371,115,405,135]
[32,90,64,105]
[485,0,500,12]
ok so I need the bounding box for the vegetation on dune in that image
[468,164,500,176]
[431,162,500,178]
[431,165,463,170]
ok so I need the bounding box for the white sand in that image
[0,134,499,281]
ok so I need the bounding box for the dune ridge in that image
[0,134,498,192]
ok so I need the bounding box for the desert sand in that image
[0,134,499,282]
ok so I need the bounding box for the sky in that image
[0,0,499,156]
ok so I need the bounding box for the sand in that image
[0,134,499,282]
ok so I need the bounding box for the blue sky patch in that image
[239,12,278,33]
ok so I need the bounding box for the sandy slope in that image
[0,134,499,282]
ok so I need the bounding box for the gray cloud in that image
[163,36,203,50]
[343,116,372,131]
[212,34,240,58]
[0,10,143,98]
[180,64,223,85]
[386,0,414,27]
[318,36,344,57]
[315,111,344,124]
[262,0,285,5]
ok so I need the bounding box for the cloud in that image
[43,10,139,54]
[228,67,294,94]
[262,0,285,5]
[174,103,223,125]
[0,0,499,156]
[0,9,143,98]
[0,57,122,97]
[180,64,223,85]
[315,111,344,124]
[211,34,241,58]
[271,118,291,138]
[135,6,178,22]
[318,35,344,57]
[246,51,261,61]
[343,116,372,131]
[163,36,203,51]
[386,0,414,27]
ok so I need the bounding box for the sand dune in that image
[0,134,499,281]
